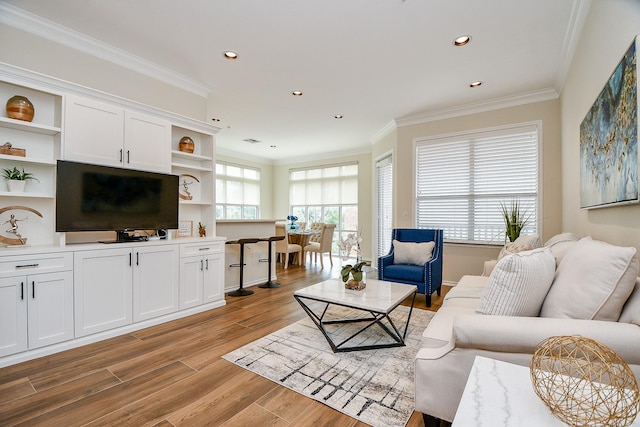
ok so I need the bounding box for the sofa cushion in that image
[476,247,555,316]
[540,238,639,321]
[617,278,640,325]
[392,240,435,265]
[544,232,580,266]
[382,264,423,282]
[497,242,533,260]
[423,304,477,342]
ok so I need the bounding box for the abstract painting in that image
[580,36,638,209]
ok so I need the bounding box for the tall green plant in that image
[499,199,530,242]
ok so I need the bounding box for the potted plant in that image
[286,215,299,231]
[2,166,39,192]
[499,199,531,242]
[341,261,369,290]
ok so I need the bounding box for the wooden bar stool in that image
[258,235,286,288]
[226,238,260,297]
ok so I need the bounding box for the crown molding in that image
[370,120,397,144]
[554,0,592,92]
[0,3,212,97]
[395,87,559,128]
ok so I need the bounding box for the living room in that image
[1,0,640,426]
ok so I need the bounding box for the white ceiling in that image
[1,0,588,163]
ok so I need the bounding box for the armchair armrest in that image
[453,314,640,364]
[378,252,394,269]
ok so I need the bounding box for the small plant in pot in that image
[341,261,369,291]
[499,198,531,242]
[2,166,39,192]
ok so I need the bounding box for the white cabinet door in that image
[124,111,171,173]
[27,271,74,349]
[0,277,27,357]
[133,245,179,322]
[179,255,203,309]
[203,252,224,303]
[64,94,124,167]
[74,249,133,337]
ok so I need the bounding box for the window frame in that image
[215,161,261,220]
[413,122,542,245]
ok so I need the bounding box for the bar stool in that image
[226,238,260,297]
[258,235,286,288]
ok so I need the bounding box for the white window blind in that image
[415,124,539,244]
[376,155,393,258]
[216,162,260,219]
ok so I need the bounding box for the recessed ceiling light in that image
[223,51,238,60]
[469,81,483,88]
[453,35,471,46]
[243,138,261,144]
[292,90,303,96]
[334,114,343,119]
[270,145,277,148]
[211,118,220,122]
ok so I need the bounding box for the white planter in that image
[7,180,26,192]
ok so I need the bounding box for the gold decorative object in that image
[0,205,43,245]
[530,335,640,427]
[6,95,35,122]
[178,136,194,153]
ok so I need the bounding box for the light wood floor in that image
[0,258,451,427]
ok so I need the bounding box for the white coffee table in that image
[293,278,418,352]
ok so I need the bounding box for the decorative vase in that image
[179,136,195,153]
[6,95,35,122]
[7,180,26,192]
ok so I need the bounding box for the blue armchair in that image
[378,229,443,307]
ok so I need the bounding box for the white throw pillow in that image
[476,247,556,317]
[619,278,640,325]
[498,242,533,260]
[540,238,639,321]
[544,232,580,266]
[514,233,541,249]
[393,240,435,265]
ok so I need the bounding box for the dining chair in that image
[274,223,302,268]
[304,223,336,268]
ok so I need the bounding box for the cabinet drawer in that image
[180,241,224,257]
[0,252,73,277]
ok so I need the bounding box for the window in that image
[415,123,539,244]
[290,163,358,258]
[376,154,393,259]
[216,162,260,219]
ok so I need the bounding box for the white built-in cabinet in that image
[179,241,224,309]
[0,253,74,357]
[74,244,180,336]
[0,64,225,368]
[132,245,180,322]
[64,94,171,173]
[73,248,133,337]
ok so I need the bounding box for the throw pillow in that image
[476,247,556,317]
[544,232,580,267]
[619,278,640,325]
[540,238,639,321]
[514,233,542,249]
[393,240,435,265]
[498,242,533,260]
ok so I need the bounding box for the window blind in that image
[216,162,261,219]
[376,155,393,258]
[415,124,539,244]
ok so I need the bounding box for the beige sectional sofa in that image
[415,234,640,423]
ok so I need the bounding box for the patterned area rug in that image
[222,304,433,427]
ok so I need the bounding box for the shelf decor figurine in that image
[198,222,206,237]
[2,166,39,192]
[0,142,26,157]
[0,205,43,246]
[179,136,195,153]
[6,95,35,122]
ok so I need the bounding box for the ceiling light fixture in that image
[334,114,343,119]
[211,118,220,122]
[223,51,238,60]
[453,35,471,46]
[270,145,277,148]
[469,81,483,88]
[292,90,303,96]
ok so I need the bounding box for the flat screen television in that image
[56,160,179,242]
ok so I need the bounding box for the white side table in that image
[453,356,640,426]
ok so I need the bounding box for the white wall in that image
[560,0,640,248]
